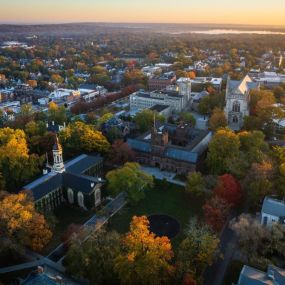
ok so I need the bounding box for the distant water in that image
[172,29,285,35]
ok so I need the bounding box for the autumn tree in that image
[203,196,230,232]
[244,161,274,207]
[176,219,219,284]
[273,146,285,196]
[214,174,243,208]
[115,216,174,285]
[0,191,52,252]
[0,127,43,190]
[185,172,205,196]
[59,121,110,156]
[65,228,121,285]
[206,128,240,175]
[209,108,227,131]
[108,140,135,165]
[106,162,153,204]
[48,102,67,124]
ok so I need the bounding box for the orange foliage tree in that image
[214,174,243,208]
[203,196,230,232]
[114,216,174,285]
[0,191,52,252]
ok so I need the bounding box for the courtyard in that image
[108,180,205,248]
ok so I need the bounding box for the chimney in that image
[52,121,55,126]
[37,266,44,274]
[43,169,48,175]
[55,276,63,284]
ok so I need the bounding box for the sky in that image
[0,0,285,26]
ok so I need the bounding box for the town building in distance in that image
[130,77,191,113]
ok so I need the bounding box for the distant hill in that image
[1,22,285,37]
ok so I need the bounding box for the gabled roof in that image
[22,272,58,285]
[228,75,259,95]
[237,265,285,285]
[23,154,104,201]
[65,154,103,174]
[24,173,62,200]
[63,172,102,194]
[262,196,285,218]
[127,139,151,153]
[165,148,198,163]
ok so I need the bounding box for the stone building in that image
[224,75,259,131]
[24,136,104,212]
[127,122,212,174]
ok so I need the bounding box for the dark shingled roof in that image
[65,154,103,174]
[127,139,151,153]
[23,154,103,201]
[24,173,62,201]
[22,272,58,285]
[63,172,101,194]
[165,148,198,163]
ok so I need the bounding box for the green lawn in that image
[42,204,95,255]
[108,180,205,248]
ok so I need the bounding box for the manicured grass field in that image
[108,180,205,248]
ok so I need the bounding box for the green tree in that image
[176,219,219,283]
[134,110,165,133]
[48,102,67,124]
[65,228,121,285]
[206,128,240,175]
[180,112,196,126]
[185,172,205,196]
[106,162,153,204]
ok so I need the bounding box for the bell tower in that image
[52,135,65,173]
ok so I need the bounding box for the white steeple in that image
[52,135,65,173]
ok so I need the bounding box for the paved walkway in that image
[203,212,238,285]
[0,192,128,275]
[140,166,185,186]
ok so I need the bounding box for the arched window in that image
[67,188,74,204]
[77,192,84,208]
[233,115,239,124]
[232,101,241,112]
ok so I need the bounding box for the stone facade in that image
[224,75,259,131]
[128,123,212,175]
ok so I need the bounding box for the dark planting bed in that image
[148,214,180,239]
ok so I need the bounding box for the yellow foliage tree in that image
[0,192,52,252]
[115,216,174,285]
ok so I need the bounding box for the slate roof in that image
[228,75,259,95]
[22,272,58,285]
[24,173,62,200]
[165,148,198,163]
[262,197,285,218]
[65,154,103,174]
[237,265,285,285]
[24,154,103,201]
[63,172,102,194]
[127,139,151,153]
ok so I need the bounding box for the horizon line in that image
[1,21,285,28]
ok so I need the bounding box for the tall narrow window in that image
[232,101,241,112]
